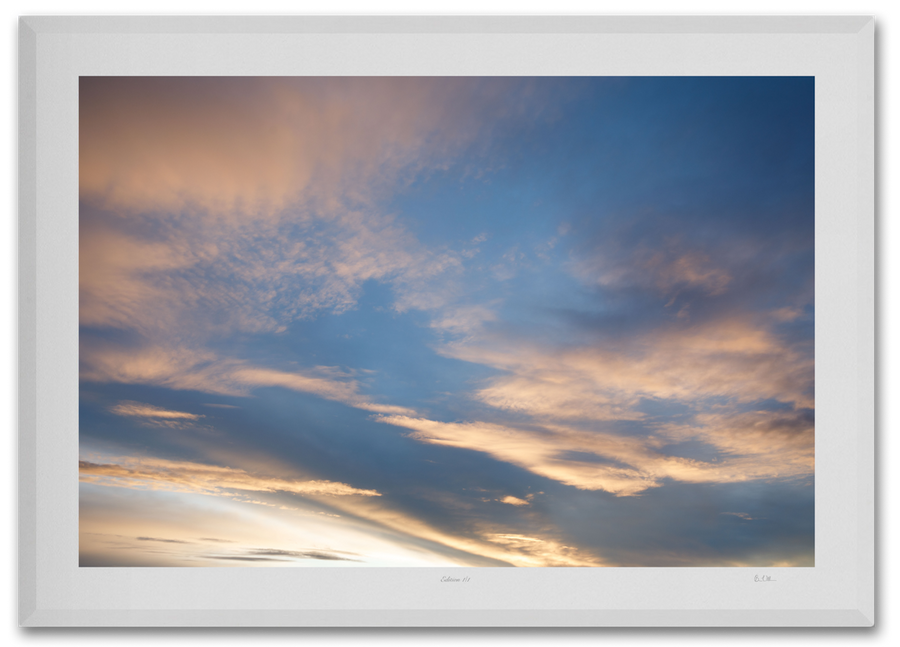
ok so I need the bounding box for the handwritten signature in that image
[754,574,776,582]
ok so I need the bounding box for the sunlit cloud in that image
[314,492,602,567]
[79,456,382,497]
[82,346,415,415]
[80,77,544,355]
[657,408,815,475]
[442,316,813,422]
[80,77,527,218]
[80,207,464,341]
[484,533,602,567]
[377,415,660,496]
[378,404,813,497]
[110,401,203,420]
[79,488,478,567]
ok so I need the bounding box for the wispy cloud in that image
[79,457,382,498]
[578,241,732,297]
[110,401,203,420]
[442,316,813,422]
[80,206,465,341]
[429,304,497,337]
[82,347,415,415]
[484,533,601,567]
[377,403,813,497]
[377,415,658,496]
[81,77,534,218]
[202,548,361,563]
[658,408,814,474]
[79,78,541,344]
[229,367,416,415]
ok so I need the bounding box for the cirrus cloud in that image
[79,457,382,498]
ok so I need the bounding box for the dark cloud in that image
[202,548,361,563]
[248,548,361,562]
[201,556,292,563]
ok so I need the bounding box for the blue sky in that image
[79,76,814,567]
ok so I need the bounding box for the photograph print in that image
[78,76,815,568]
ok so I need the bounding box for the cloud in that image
[80,77,531,218]
[110,401,203,420]
[78,221,198,333]
[484,533,602,567]
[499,496,530,506]
[377,404,813,497]
[576,240,732,297]
[78,77,552,343]
[78,77,563,443]
[81,345,415,415]
[429,304,497,337]
[658,408,814,475]
[80,206,462,342]
[246,548,359,561]
[501,176,815,498]
[442,316,813,422]
[79,456,382,498]
[257,493,575,567]
[202,548,361,563]
[376,415,659,496]
[229,367,416,415]
[79,78,546,377]
[771,306,804,322]
[81,491,507,568]
[200,555,292,563]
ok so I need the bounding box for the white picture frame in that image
[18,15,874,627]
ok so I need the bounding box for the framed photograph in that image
[18,15,874,626]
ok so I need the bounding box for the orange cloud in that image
[109,401,203,420]
[377,415,661,496]
[499,496,530,506]
[81,344,416,416]
[484,533,600,567]
[443,316,813,422]
[377,401,813,497]
[388,310,812,496]
[80,77,522,219]
[80,78,525,355]
[79,456,382,497]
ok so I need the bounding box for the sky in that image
[78,76,815,568]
